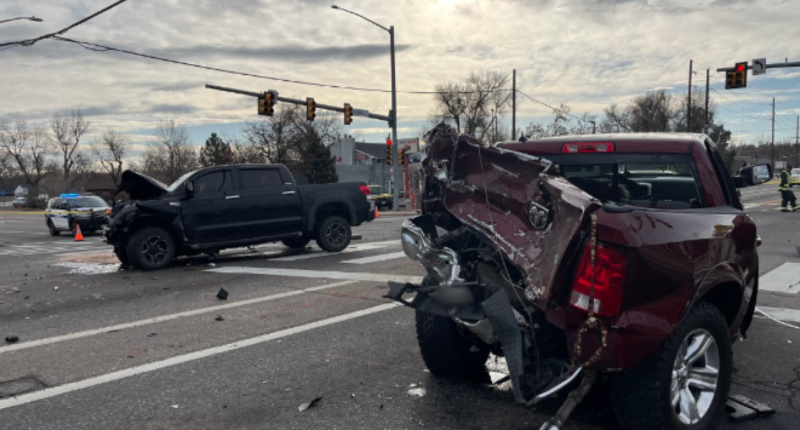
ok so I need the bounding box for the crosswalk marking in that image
[272,243,393,262]
[759,263,800,294]
[343,251,407,265]
[206,266,424,284]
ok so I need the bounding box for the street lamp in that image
[0,16,43,24]
[331,5,400,210]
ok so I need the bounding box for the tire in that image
[113,246,130,265]
[281,236,312,249]
[314,216,351,252]
[610,302,732,430]
[415,283,489,378]
[48,221,60,236]
[125,227,176,271]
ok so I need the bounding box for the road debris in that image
[147,333,157,337]
[170,404,179,409]
[5,336,19,343]
[298,396,322,412]
[407,388,426,398]
[725,395,775,422]
[208,263,216,267]
[53,286,58,291]
[4,287,20,294]
[215,316,225,321]
[216,288,229,300]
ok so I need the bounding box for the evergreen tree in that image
[302,135,338,184]
[198,133,229,167]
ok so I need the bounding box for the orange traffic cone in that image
[74,224,84,242]
[375,207,380,218]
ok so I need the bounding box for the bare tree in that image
[93,129,130,187]
[524,105,596,139]
[432,71,513,142]
[243,105,301,165]
[0,120,51,190]
[143,120,198,183]
[50,110,90,182]
[627,90,675,132]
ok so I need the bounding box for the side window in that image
[240,169,283,189]
[704,139,739,208]
[194,171,233,195]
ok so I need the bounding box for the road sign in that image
[353,109,370,117]
[753,58,766,75]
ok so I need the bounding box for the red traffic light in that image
[386,138,392,146]
[736,64,745,72]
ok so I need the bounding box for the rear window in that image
[240,169,283,189]
[551,154,703,209]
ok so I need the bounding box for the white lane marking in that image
[0,302,400,411]
[755,307,800,328]
[758,263,800,294]
[744,203,758,209]
[0,280,357,355]
[208,266,423,284]
[343,252,408,265]
[272,243,391,262]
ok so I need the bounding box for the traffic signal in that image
[257,94,266,115]
[725,62,748,89]
[734,62,747,89]
[386,139,393,166]
[265,91,275,116]
[306,97,316,121]
[344,103,353,125]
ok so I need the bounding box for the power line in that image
[0,0,128,48]
[49,37,511,96]
[515,90,589,124]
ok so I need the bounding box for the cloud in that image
[146,44,412,64]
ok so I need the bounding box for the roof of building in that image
[355,143,387,160]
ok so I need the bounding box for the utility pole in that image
[688,60,693,131]
[705,69,710,132]
[512,69,516,140]
[796,116,799,168]
[772,97,776,171]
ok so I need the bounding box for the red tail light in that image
[568,242,627,317]
[358,185,371,196]
[562,142,614,153]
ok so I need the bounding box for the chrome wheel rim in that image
[324,222,347,247]
[671,328,720,425]
[140,235,170,265]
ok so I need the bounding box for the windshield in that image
[553,154,703,209]
[167,170,198,193]
[68,196,107,208]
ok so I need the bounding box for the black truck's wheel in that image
[281,236,312,249]
[314,216,351,252]
[126,227,176,271]
[48,221,60,236]
[611,302,731,430]
[415,299,489,378]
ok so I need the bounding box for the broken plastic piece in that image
[298,396,322,412]
[5,336,19,343]
[147,333,157,337]
[726,395,775,422]
[215,316,225,321]
[216,288,229,300]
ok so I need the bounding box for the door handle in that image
[225,195,240,200]
[282,191,296,195]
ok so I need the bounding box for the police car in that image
[45,193,111,236]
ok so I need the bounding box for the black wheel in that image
[281,236,312,249]
[314,216,351,252]
[415,279,489,378]
[611,302,732,430]
[69,222,77,236]
[113,246,130,265]
[48,221,60,236]
[125,227,176,271]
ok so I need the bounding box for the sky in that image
[1,0,800,159]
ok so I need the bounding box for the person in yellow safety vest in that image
[779,164,797,212]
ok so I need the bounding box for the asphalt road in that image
[1,187,799,430]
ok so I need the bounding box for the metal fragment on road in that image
[4,336,19,343]
[215,316,224,321]
[298,396,322,412]
[216,288,228,300]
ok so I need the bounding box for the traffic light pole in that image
[716,60,800,72]
[389,26,400,211]
[205,84,393,123]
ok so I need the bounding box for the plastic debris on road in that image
[216,288,229,300]
[298,396,322,412]
[215,316,225,321]
[5,336,19,343]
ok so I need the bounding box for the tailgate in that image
[422,129,601,308]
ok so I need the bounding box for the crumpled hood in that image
[114,170,169,201]
[421,126,601,307]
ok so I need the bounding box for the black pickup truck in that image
[103,164,375,270]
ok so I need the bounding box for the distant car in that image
[368,185,393,209]
[792,168,800,182]
[45,194,110,236]
[12,197,26,208]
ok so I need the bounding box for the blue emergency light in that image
[60,193,80,198]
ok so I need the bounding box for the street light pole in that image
[331,5,400,210]
[0,16,43,24]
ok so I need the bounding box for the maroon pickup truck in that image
[386,126,758,430]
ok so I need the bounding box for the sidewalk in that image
[377,210,419,217]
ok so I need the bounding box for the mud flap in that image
[482,289,534,403]
[385,281,484,320]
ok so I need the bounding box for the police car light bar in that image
[60,193,80,198]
